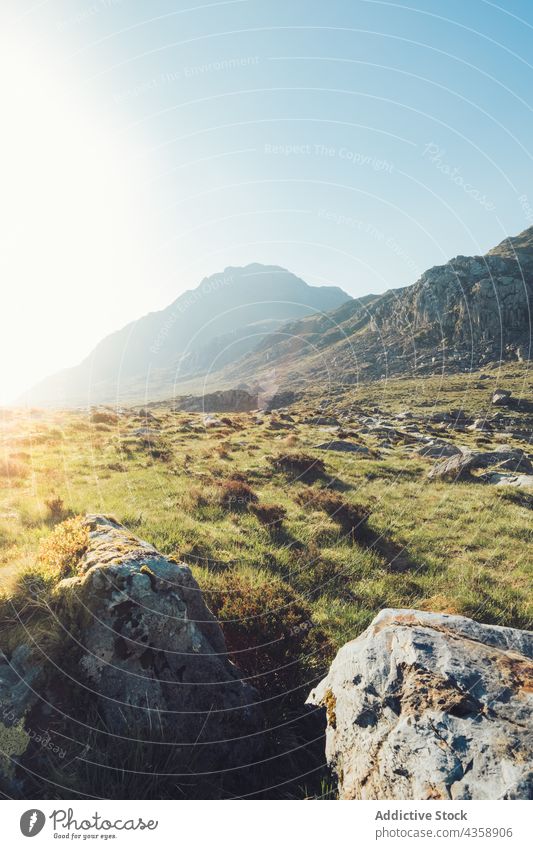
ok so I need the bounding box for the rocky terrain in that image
[0,364,531,798]
[1,519,531,799]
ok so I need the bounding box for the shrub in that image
[90,411,118,425]
[218,479,258,511]
[0,458,28,478]
[296,488,370,538]
[39,516,89,579]
[138,437,172,462]
[250,502,287,532]
[282,433,299,447]
[270,452,325,480]
[45,495,67,522]
[197,567,331,696]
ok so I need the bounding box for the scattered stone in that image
[308,608,533,800]
[482,472,533,488]
[74,517,261,746]
[2,515,262,791]
[468,418,492,432]
[492,389,512,407]
[417,440,462,459]
[133,428,160,438]
[314,441,372,455]
[268,419,292,430]
[306,416,340,426]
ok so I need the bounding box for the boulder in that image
[306,415,340,426]
[417,440,462,459]
[2,516,262,792]
[315,440,372,455]
[264,390,296,411]
[0,645,45,791]
[59,517,260,744]
[467,418,492,432]
[133,427,160,437]
[307,609,533,800]
[174,388,258,413]
[492,389,512,407]
[429,446,533,480]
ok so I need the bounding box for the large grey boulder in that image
[307,609,533,800]
[52,516,262,769]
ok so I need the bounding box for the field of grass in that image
[1,363,531,647]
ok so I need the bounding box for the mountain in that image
[219,226,533,390]
[25,264,350,406]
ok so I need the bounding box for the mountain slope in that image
[220,227,533,390]
[25,264,350,406]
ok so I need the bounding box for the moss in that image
[323,688,337,729]
[0,720,30,779]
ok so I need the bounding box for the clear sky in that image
[2,0,533,402]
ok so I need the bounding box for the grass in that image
[0,364,531,641]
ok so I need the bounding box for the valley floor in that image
[0,363,532,797]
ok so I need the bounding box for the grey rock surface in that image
[315,440,372,455]
[54,515,262,766]
[307,608,533,800]
[492,389,512,406]
[429,446,533,480]
[417,440,462,459]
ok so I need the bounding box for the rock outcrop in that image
[219,226,533,390]
[1,516,262,794]
[308,609,533,800]
[428,446,533,480]
[315,440,372,455]
[173,388,258,413]
[492,389,512,406]
[58,515,260,743]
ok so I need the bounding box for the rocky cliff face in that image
[308,609,533,800]
[222,227,533,388]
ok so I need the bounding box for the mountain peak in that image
[24,264,351,407]
[487,225,533,258]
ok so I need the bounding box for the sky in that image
[2,0,533,402]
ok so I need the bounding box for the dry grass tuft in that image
[39,516,89,579]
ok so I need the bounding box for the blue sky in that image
[2,0,533,400]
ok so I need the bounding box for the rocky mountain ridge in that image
[220,227,533,390]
